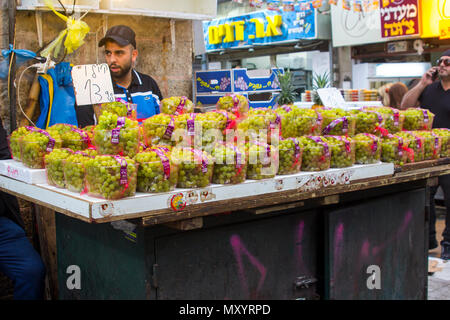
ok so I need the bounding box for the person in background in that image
[76,25,163,127]
[401,49,450,259]
[377,83,393,106]
[0,119,46,299]
[388,82,408,110]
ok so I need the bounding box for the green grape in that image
[317,108,356,136]
[245,142,278,180]
[93,112,140,157]
[61,128,90,151]
[412,130,441,160]
[211,144,247,184]
[171,148,214,188]
[134,150,178,193]
[142,114,175,146]
[364,106,404,133]
[45,148,74,188]
[396,131,424,163]
[275,106,321,137]
[216,94,249,116]
[237,114,271,143]
[353,134,381,164]
[323,136,355,168]
[100,101,137,119]
[20,129,62,169]
[63,153,91,193]
[432,128,450,158]
[9,127,31,160]
[277,138,302,175]
[381,135,408,165]
[298,136,331,171]
[402,108,435,131]
[160,96,194,115]
[351,110,382,134]
[85,155,137,199]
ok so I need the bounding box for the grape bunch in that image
[278,138,302,175]
[173,113,198,147]
[412,130,441,160]
[142,114,175,146]
[237,114,271,143]
[196,112,228,152]
[171,148,214,188]
[9,127,31,160]
[63,153,91,193]
[353,134,381,164]
[20,129,62,169]
[351,110,382,135]
[245,142,278,180]
[323,136,355,168]
[402,108,435,131]
[160,96,195,115]
[211,143,247,184]
[318,108,356,137]
[44,148,74,188]
[60,128,90,151]
[432,128,450,158]
[85,155,137,200]
[100,101,137,120]
[364,107,404,134]
[93,112,140,158]
[216,94,249,116]
[298,136,331,171]
[381,135,408,165]
[134,149,179,193]
[276,106,321,138]
[396,131,424,163]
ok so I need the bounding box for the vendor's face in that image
[104,40,137,80]
[437,55,450,80]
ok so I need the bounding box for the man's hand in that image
[420,66,439,87]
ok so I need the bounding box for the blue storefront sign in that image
[203,9,316,52]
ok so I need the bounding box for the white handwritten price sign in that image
[71,64,115,106]
[317,88,347,109]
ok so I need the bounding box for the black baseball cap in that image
[98,25,136,48]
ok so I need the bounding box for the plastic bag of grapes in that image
[298,136,331,171]
[142,114,175,146]
[45,148,74,188]
[276,106,322,138]
[353,133,381,164]
[432,128,450,158]
[363,106,404,134]
[381,135,409,165]
[196,112,230,153]
[351,109,384,135]
[20,127,62,169]
[211,143,247,184]
[60,127,91,151]
[100,100,137,120]
[245,141,278,180]
[236,114,272,144]
[412,130,442,160]
[319,109,356,137]
[85,155,138,200]
[135,148,179,193]
[216,94,249,117]
[63,151,96,193]
[93,113,140,158]
[396,131,425,163]
[324,136,355,168]
[278,138,302,175]
[160,96,195,115]
[8,126,32,161]
[171,147,214,188]
[402,108,435,131]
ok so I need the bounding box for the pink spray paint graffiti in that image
[331,222,345,287]
[295,220,311,276]
[230,234,267,299]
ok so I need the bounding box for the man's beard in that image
[109,61,132,80]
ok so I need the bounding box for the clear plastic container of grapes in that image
[277,138,303,175]
[212,144,247,184]
[160,96,195,115]
[63,154,90,193]
[142,114,175,146]
[402,108,435,131]
[412,131,442,160]
[135,150,179,193]
[396,131,425,163]
[363,107,404,134]
[85,156,138,200]
[44,148,74,188]
[246,143,279,180]
[321,114,357,137]
[353,134,381,164]
[100,101,137,120]
[8,127,31,161]
[19,130,62,169]
[93,127,140,158]
[61,128,91,151]
[216,94,249,117]
[352,110,384,135]
[381,135,409,166]
[324,136,355,168]
[432,128,450,158]
[171,148,214,188]
[298,136,331,172]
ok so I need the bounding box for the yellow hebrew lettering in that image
[265,15,283,37]
[208,26,220,45]
[232,21,245,41]
[250,18,265,38]
[404,19,415,35]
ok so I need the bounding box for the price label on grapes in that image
[317,88,346,109]
[71,64,115,106]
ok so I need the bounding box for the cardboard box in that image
[0,160,47,185]
[233,68,283,93]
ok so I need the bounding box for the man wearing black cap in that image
[76,25,163,127]
[401,49,450,260]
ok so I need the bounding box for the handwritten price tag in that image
[317,88,346,109]
[71,64,115,106]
